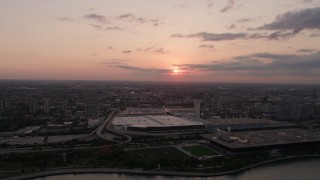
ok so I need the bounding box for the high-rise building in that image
[0,99,4,112]
[194,100,201,118]
[30,103,36,114]
[44,99,50,113]
[62,101,67,112]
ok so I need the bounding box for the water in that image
[36,158,320,180]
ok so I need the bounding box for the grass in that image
[121,147,194,170]
[127,147,189,161]
[182,145,219,157]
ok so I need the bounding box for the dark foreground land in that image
[1,139,320,179]
[1,81,320,178]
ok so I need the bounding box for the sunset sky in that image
[1,0,320,83]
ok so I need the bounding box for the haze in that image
[1,0,320,84]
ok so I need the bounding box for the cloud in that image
[257,7,320,33]
[110,64,171,74]
[235,52,297,60]
[206,1,214,8]
[175,52,320,76]
[122,50,132,54]
[221,0,235,13]
[117,13,134,19]
[199,44,214,49]
[173,7,320,42]
[84,13,109,23]
[150,48,169,54]
[228,24,237,29]
[173,4,187,8]
[57,17,73,22]
[89,24,124,31]
[101,61,124,66]
[302,0,313,3]
[263,31,294,40]
[236,18,254,23]
[106,59,131,62]
[103,59,172,74]
[297,49,317,53]
[171,32,247,41]
[171,31,295,41]
[310,33,320,37]
[101,59,131,65]
[116,13,164,26]
[89,24,102,29]
[136,45,169,54]
[105,26,124,31]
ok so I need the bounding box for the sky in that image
[0,0,320,84]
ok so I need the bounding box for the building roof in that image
[113,115,203,127]
[122,108,166,115]
[202,129,320,149]
[207,118,289,126]
[205,118,296,130]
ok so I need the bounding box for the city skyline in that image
[1,0,320,83]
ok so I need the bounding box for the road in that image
[0,109,131,155]
[0,145,113,155]
[95,111,116,140]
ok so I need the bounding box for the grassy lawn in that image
[123,147,193,170]
[182,145,219,157]
[127,147,189,161]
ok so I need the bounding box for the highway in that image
[0,109,131,155]
[0,144,113,155]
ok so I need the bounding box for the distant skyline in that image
[1,0,320,84]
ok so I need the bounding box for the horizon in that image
[1,1,320,84]
[1,78,320,86]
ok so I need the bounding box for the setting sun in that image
[173,68,180,74]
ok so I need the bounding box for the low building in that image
[166,107,194,117]
[206,118,296,132]
[112,115,205,135]
[202,129,320,152]
[121,108,166,115]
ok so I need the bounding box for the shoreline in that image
[3,155,320,180]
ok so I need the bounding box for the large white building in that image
[112,115,205,134]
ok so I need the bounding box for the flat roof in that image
[166,108,194,116]
[207,118,291,126]
[113,115,203,128]
[202,129,320,149]
[122,108,166,115]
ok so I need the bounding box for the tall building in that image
[62,101,67,112]
[0,99,4,112]
[30,103,36,114]
[44,99,50,113]
[194,100,201,118]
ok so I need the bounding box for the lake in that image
[36,158,320,180]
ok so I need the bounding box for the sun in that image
[173,68,180,74]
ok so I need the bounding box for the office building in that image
[44,99,50,113]
[30,103,36,114]
[194,100,201,118]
